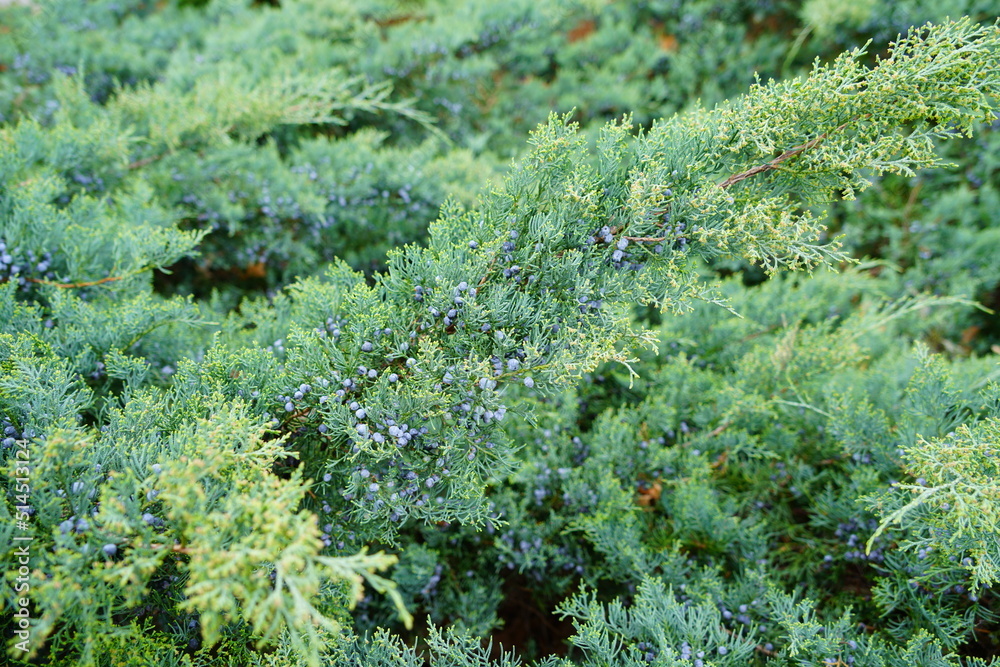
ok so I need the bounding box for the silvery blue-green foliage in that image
[788,0,1000,353]
[262,15,1000,546]
[0,0,499,295]
[4,0,998,304]
[554,577,759,666]
[823,112,1000,355]
[865,394,1000,589]
[348,265,998,663]
[1,2,1000,666]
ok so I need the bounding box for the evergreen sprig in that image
[1,3,999,665]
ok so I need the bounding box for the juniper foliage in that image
[1,2,999,666]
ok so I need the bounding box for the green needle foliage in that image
[1,1,1000,665]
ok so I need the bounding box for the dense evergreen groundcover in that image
[2,1,1000,665]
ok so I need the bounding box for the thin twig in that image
[624,235,668,243]
[708,420,731,438]
[25,275,125,289]
[755,643,778,657]
[771,398,834,419]
[127,153,167,170]
[718,118,862,189]
[478,253,499,287]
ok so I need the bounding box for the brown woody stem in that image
[718,117,862,189]
[26,275,126,289]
